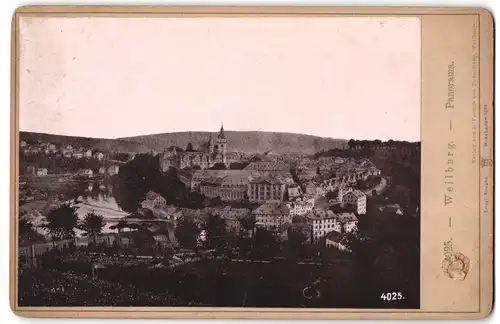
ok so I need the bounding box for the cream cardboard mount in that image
[10,6,494,320]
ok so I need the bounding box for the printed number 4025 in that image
[380,292,404,301]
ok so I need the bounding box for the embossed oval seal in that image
[441,252,470,280]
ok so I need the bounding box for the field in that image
[20,250,417,308]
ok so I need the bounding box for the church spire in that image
[218,122,226,139]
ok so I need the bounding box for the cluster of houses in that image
[76,165,121,178]
[21,140,105,161]
[139,180,367,248]
[21,140,121,178]
[187,162,295,204]
[297,158,382,200]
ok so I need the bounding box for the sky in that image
[19,16,421,141]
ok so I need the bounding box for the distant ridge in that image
[118,131,348,154]
[20,131,349,154]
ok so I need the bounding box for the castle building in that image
[159,124,229,172]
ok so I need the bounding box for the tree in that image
[203,214,227,250]
[18,217,46,246]
[130,208,156,220]
[209,196,222,207]
[19,216,34,236]
[131,228,156,256]
[185,191,206,209]
[254,227,280,257]
[186,143,194,152]
[80,211,106,241]
[174,217,200,248]
[46,203,79,240]
[285,228,307,258]
[112,153,187,212]
[209,163,227,170]
[238,215,256,236]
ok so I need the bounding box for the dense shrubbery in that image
[18,269,202,307]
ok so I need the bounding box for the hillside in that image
[20,131,348,155]
[19,132,149,154]
[119,131,348,154]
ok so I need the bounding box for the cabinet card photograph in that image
[10,6,493,320]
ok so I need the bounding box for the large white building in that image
[247,176,286,203]
[285,198,315,216]
[253,202,291,231]
[306,210,358,242]
[339,188,367,215]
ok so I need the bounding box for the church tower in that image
[216,122,227,163]
[208,135,214,154]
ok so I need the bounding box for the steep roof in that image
[253,202,289,215]
[342,188,366,199]
[200,177,223,186]
[244,161,289,172]
[193,169,261,180]
[221,174,251,186]
[337,212,358,223]
[306,209,336,220]
[326,230,343,243]
[145,191,163,201]
[249,175,283,185]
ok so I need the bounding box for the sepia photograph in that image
[16,15,422,309]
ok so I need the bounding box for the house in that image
[244,161,290,172]
[325,231,350,251]
[199,173,250,201]
[247,176,286,203]
[83,150,93,158]
[98,167,107,174]
[285,198,315,216]
[61,149,73,158]
[287,186,302,200]
[45,143,57,152]
[199,177,224,198]
[253,202,291,231]
[72,152,83,159]
[190,169,261,192]
[78,169,94,177]
[306,210,339,242]
[336,213,359,233]
[306,211,358,242]
[93,152,104,161]
[384,204,404,216]
[304,182,326,198]
[35,168,48,176]
[141,191,167,209]
[367,167,382,176]
[339,188,367,215]
[26,165,37,175]
[108,165,120,176]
